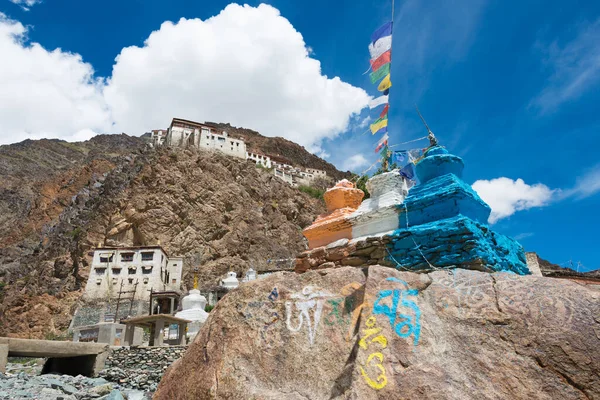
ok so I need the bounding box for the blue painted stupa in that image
[296,140,529,275]
[385,145,529,274]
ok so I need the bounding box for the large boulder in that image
[154,266,600,399]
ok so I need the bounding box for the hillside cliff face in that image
[0,135,328,338]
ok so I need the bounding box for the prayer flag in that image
[369,95,388,109]
[379,104,389,119]
[375,139,388,153]
[393,151,408,165]
[377,133,389,145]
[373,126,387,136]
[383,88,389,95]
[371,21,393,44]
[370,50,391,72]
[369,35,392,59]
[400,163,415,180]
[369,63,390,84]
[378,74,392,91]
[370,117,388,134]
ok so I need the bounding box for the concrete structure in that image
[149,290,181,315]
[298,146,530,275]
[242,268,257,282]
[150,129,167,147]
[84,246,182,301]
[306,168,327,177]
[72,322,140,346]
[246,151,272,168]
[165,118,246,159]
[122,314,190,347]
[525,252,544,277]
[0,337,110,376]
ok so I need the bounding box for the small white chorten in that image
[242,268,257,282]
[175,275,209,339]
[220,271,239,289]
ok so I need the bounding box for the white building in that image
[306,168,327,177]
[84,246,183,301]
[246,151,272,168]
[273,168,295,186]
[149,129,167,147]
[164,118,246,159]
[220,271,240,289]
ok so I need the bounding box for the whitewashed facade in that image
[246,151,272,168]
[164,118,246,159]
[84,246,183,301]
[150,130,167,147]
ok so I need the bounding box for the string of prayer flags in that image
[370,50,391,72]
[380,104,389,119]
[370,116,388,134]
[375,133,389,153]
[378,74,392,91]
[369,35,392,59]
[369,63,391,84]
[369,95,388,109]
[371,21,393,43]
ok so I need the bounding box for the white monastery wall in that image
[84,247,182,301]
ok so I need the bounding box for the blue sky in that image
[0,0,598,271]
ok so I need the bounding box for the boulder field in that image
[154,266,600,399]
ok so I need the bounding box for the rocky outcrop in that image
[155,266,600,399]
[0,135,332,338]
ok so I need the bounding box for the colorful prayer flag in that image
[377,133,389,145]
[371,21,393,44]
[400,163,415,180]
[375,140,388,153]
[373,126,387,136]
[370,117,388,134]
[370,50,391,72]
[378,74,392,91]
[379,104,389,119]
[369,35,392,59]
[369,63,390,84]
[369,95,388,109]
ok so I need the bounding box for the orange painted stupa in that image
[303,179,364,249]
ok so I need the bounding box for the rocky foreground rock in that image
[155,266,600,399]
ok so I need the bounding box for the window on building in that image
[172,279,177,284]
[230,141,233,145]
[141,252,154,261]
[111,268,121,275]
[142,266,153,274]
[95,268,106,275]
[211,136,214,140]
[121,253,134,262]
[99,254,114,263]
[128,268,136,275]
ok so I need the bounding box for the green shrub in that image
[205,304,215,312]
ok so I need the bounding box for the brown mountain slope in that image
[0,137,326,338]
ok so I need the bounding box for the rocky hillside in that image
[0,135,330,338]
[538,255,600,281]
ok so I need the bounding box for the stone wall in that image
[99,346,187,392]
[71,300,149,330]
[295,236,395,273]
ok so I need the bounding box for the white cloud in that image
[531,19,600,112]
[472,177,554,223]
[0,13,111,145]
[342,154,369,172]
[0,4,369,150]
[104,3,369,149]
[9,0,42,11]
[560,164,600,200]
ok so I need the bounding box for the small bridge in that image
[0,337,109,376]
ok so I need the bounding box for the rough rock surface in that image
[0,372,149,399]
[0,135,330,338]
[155,266,600,399]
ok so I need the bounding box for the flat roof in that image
[121,314,191,327]
[94,245,170,257]
[170,117,218,130]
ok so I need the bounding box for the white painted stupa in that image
[175,276,209,339]
[220,271,240,289]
